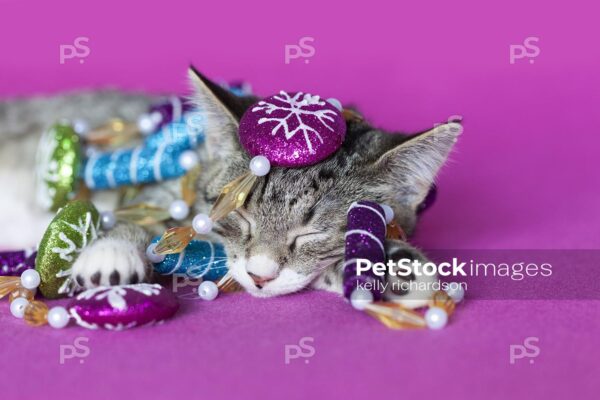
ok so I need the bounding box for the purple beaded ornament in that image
[239,91,346,167]
[0,250,36,276]
[68,283,179,330]
[343,201,387,301]
[146,96,194,131]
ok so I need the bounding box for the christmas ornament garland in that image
[1,269,179,330]
[35,96,203,212]
[97,164,202,230]
[36,118,202,211]
[3,80,462,332]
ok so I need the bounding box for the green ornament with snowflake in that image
[35,200,100,299]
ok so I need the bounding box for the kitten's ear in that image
[371,121,462,209]
[188,66,248,160]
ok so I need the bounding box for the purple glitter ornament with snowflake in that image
[239,91,346,167]
[68,283,179,330]
[0,250,36,276]
[343,201,387,301]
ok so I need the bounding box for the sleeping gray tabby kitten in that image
[0,68,461,307]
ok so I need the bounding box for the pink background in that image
[1,0,599,399]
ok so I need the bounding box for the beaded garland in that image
[35,95,214,211]
[97,164,202,229]
[6,79,461,332]
[1,269,178,330]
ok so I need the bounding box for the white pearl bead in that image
[137,114,155,135]
[198,281,219,301]
[178,150,199,171]
[100,211,116,230]
[20,269,41,290]
[249,155,271,177]
[169,200,190,221]
[72,119,90,135]
[425,307,448,330]
[48,306,70,329]
[381,204,394,224]
[10,298,29,318]
[445,283,465,303]
[192,213,213,235]
[137,112,162,135]
[350,288,373,310]
[146,243,166,263]
[327,98,343,112]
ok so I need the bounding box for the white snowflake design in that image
[76,283,162,311]
[51,211,100,263]
[251,91,338,154]
[52,211,101,296]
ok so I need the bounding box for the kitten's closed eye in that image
[233,209,255,242]
[287,229,329,252]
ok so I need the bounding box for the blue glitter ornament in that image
[82,115,205,189]
[150,236,228,281]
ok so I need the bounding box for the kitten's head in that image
[188,67,461,297]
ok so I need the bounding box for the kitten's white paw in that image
[72,238,147,289]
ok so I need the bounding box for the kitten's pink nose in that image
[248,272,275,288]
[246,255,279,289]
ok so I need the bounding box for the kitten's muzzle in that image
[245,254,280,289]
[248,272,276,289]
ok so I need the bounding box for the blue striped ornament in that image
[82,114,205,190]
[150,236,228,281]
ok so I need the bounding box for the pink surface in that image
[1,0,599,399]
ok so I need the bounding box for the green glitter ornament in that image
[35,123,83,211]
[36,200,100,299]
